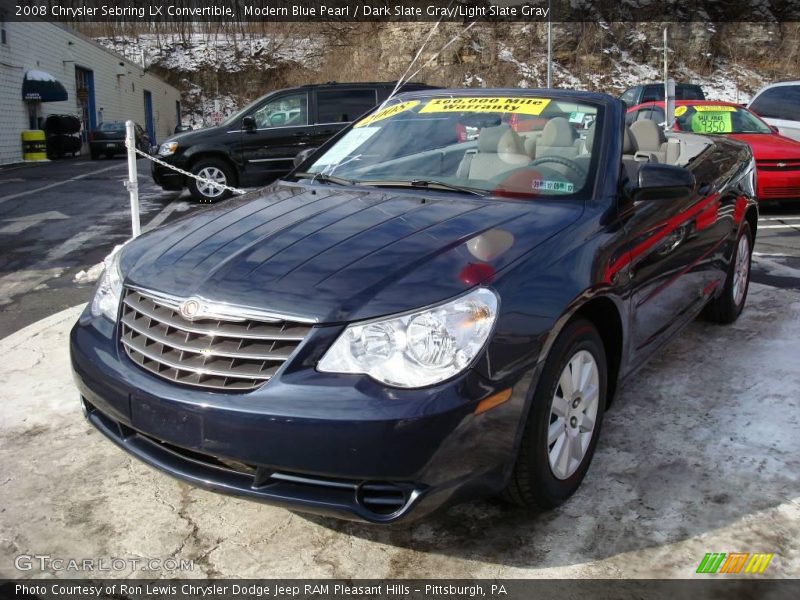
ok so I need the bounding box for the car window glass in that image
[304,96,601,200]
[252,92,308,128]
[317,89,378,123]
[750,86,800,121]
[100,122,124,131]
[619,88,638,106]
[674,105,771,134]
[641,86,662,103]
[676,86,704,100]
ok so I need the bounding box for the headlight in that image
[158,141,178,156]
[90,250,123,321]
[318,288,498,388]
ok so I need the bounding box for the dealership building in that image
[0,19,181,165]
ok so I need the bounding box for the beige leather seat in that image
[535,117,579,159]
[627,120,680,164]
[457,125,530,180]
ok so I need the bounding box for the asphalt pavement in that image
[0,157,206,338]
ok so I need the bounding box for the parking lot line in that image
[760,216,800,221]
[0,163,126,205]
[758,224,800,229]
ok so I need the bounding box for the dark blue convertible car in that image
[71,89,758,523]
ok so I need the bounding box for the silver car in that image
[748,81,800,141]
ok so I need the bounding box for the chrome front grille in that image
[120,288,312,391]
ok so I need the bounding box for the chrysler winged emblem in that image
[179,298,202,320]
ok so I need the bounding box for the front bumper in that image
[151,156,185,191]
[756,167,800,201]
[70,310,533,523]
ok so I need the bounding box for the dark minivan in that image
[152,81,436,201]
[619,82,705,108]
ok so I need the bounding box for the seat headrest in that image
[540,117,576,148]
[630,119,666,152]
[623,126,635,153]
[585,122,596,150]
[477,125,524,155]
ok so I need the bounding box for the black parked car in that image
[90,121,150,159]
[72,89,757,523]
[619,82,705,107]
[151,81,436,202]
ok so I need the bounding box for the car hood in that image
[121,183,581,323]
[163,125,226,146]
[728,133,800,159]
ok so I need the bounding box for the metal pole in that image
[546,0,552,88]
[124,120,141,238]
[663,26,668,101]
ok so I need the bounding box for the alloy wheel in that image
[548,350,600,480]
[732,233,750,307]
[196,166,227,198]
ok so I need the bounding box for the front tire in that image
[187,159,234,203]
[703,222,752,324]
[504,318,607,510]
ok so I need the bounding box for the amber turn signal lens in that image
[474,388,513,415]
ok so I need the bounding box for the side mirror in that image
[242,116,256,132]
[293,147,318,168]
[769,125,780,134]
[631,163,695,202]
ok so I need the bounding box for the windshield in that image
[674,104,771,134]
[299,95,600,199]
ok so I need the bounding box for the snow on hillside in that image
[95,31,768,126]
[96,33,323,73]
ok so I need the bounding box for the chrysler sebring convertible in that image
[71,89,758,523]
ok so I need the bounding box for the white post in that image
[125,120,141,238]
[546,0,552,88]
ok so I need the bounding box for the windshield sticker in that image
[354,101,420,128]
[674,106,688,117]
[531,179,575,193]
[420,97,551,115]
[692,105,736,112]
[691,112,733,134]
[568,111,585,123]
[311,127,378,168]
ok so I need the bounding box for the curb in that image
[0,304,85,353]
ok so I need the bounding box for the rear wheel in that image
[504,318,607,510]
[188,159,234,203]
[703,223,752,324]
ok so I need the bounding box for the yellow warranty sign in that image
[674,106,688,117]
[691,105,736,112]
[420,97,551,115]
[354,101,420,128]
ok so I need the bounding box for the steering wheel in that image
[529,156,587,179]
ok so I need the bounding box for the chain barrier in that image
[124,137,248,197]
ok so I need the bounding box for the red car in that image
[627,100,800,202]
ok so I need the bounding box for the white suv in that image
[748,81,800,141]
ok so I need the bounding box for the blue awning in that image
[22,70,68,102]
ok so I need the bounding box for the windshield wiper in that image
[358,179,488,197]
[293,172,354,186]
